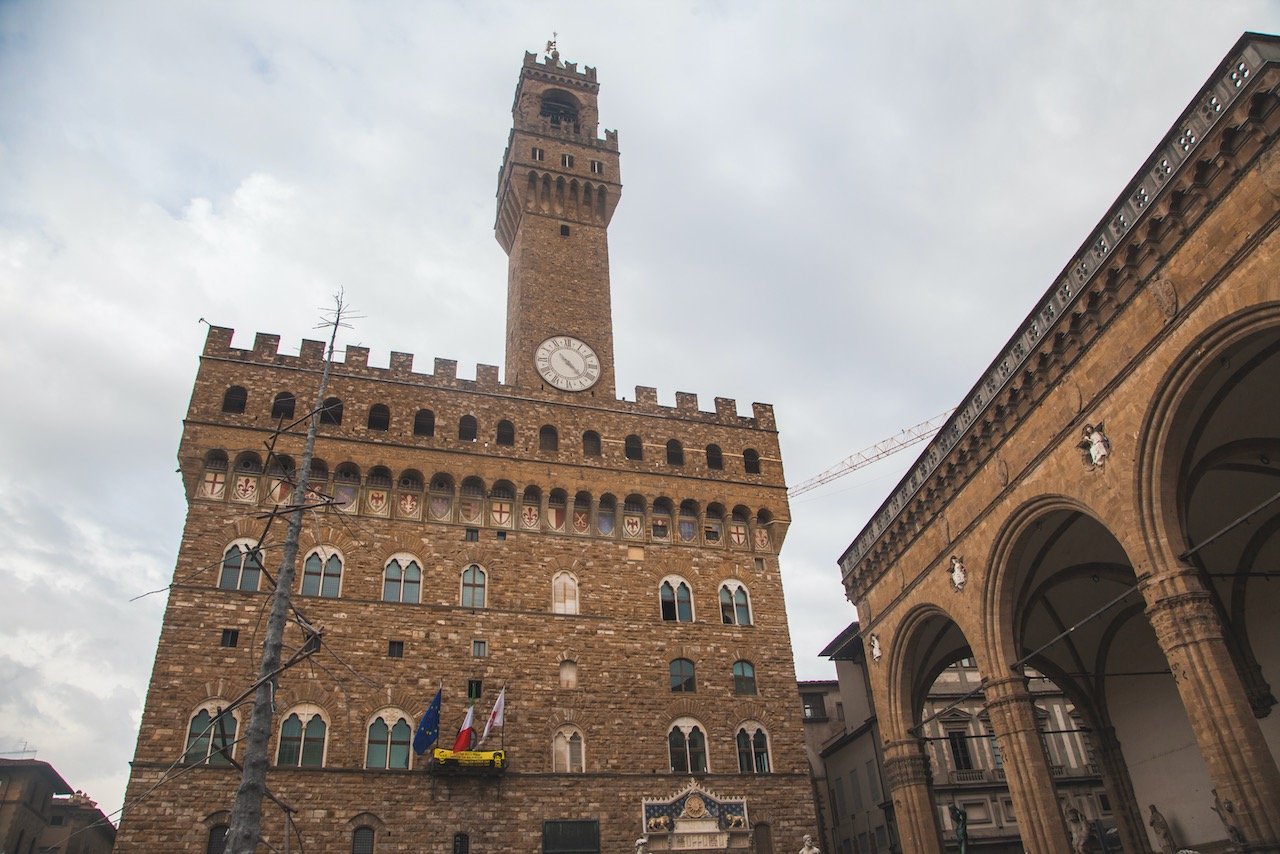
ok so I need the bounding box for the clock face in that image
[534,336,601,391]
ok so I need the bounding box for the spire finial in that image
[546,32,560,62]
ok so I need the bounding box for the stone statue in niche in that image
[1211,789,1246,845]
[1149,804,1177,854]
[1065,807,1089,854]
[1078,422,1112,469]
[949,804,969,854]
[949,555,967,592]
[870,634,883,663]
[799,834,821,854]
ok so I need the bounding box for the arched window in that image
[368,466,392,488]
[736,723,771,773]
[496,420,515,446]
[461,564,486,608]
[320,397,343,425]
[624,434,643,460]
[205,449,229,470]
[743,448,761,474]
[413,409,435,437]
[222,386,247,414]
[383,556,421,604]
[218,541,262,592]
[552,572,579,614]
[365,712,412,769]
[720,582,752,626]
[559,660,578,689]
[301,550,342,598]
[235,452,263,473]
[660,578,693,622]
[666,440,684,466]
[582,430,602,456]
[184,706,237,765]
[276,707,326,767]
[206,825,229,854]
[733,661,757,695]
[352,826,375,854]
[335,462,361,484]
[668,719,708,774]
[367,404,390,431]
[539,425,559,451]
[670,658,696,692]
[458,415,477,441]
[706,444,723,470]
[271,392,295,421]
[553,725,585,772]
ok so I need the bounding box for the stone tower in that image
[496,49,622,396]
[116,47,816,853]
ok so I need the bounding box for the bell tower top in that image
[496,46,622,397]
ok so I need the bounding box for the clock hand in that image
[556,353,583,377]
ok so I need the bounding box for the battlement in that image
[201,327,776,431]
[522,50,598,84]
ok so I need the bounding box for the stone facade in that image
[837,33,1280,854]
[0,760,115,854]
[116,48,816,853]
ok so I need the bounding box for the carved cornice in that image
[840,34,1280,600]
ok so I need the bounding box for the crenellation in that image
[751,403,776,430]
[389,351,414,374]
[252,332,280,358]
[635,386,658,407]
[299,339,325,364]
[714,397,738,419]
[344,345,369,368]
[433,358,457,380]
[675,391,698,413]
[476,364,500,387]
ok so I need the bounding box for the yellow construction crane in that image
[787,409,955,498]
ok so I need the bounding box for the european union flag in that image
[413,688,442,755]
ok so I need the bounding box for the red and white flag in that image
[451,705,476,752]
[480,688,506,744]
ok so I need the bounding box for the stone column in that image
[983,676,1071,853]
[1143,566,1280,847]
[881,738,942,854]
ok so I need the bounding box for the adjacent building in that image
[0,759,115,854]
[116,47,816,852]
[834,33,1280,853]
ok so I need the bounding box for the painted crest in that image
[678,520,696,542]
[598,514,615,536]
[548,506,565,530]
[429,495,450,519]
[573,510,589,533]
[334,484,358,513]
[753,527,770,549]
[367,489,388,515]
[232,475,258,503]
[460,497,482,523]
[728,523,747,546]
[199,471,225,499]
[623,515,642,538]
[652,520,669,540]
[267,478,291,504]
[521,505,540,529]
[399,493,421,518]
[704,522,722,543]
[490,499,512,527]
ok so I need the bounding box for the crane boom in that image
[787,409,955,498]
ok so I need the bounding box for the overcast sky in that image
[3,0,1279,820]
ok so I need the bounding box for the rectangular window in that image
[465,528,479,542]
[561,153,574,168]
[472,640,487,658]
[467,679,482,702]
[836,702,845,721]
[388,640,404,658]
[49,815,65,826]
[801,693,826,721]
[947,731,974,771]
[496,530,507,540]
[753,557,765,572]
[590,159,603,174]
[865,759,881,802]
[874,827,887,852]
[849,770,863,810]
[829,787,840,825]
[220,629,239,648]
[531,146,545,161]
[1098,792,1111,813]
[560,224,571,237]
[988,734,1003,768]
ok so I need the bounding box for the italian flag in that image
[452,704,476,752]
